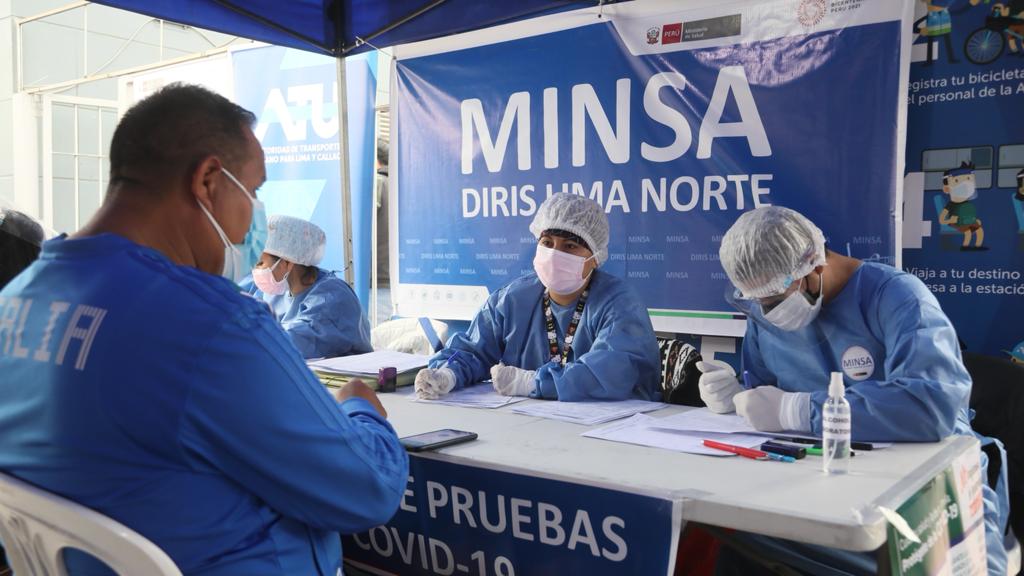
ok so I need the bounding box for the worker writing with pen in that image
[697,206,1012,576]
[414,194,661,402]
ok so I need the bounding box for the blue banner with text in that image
[343,456,678,576]
[392,0,908,331]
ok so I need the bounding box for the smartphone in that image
[400,429,478,452]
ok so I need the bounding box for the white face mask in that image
[763,274,824,331]
[950,180,975,202]
[196,168,266,283]
[252,258,290,296]
[533,245,594,295]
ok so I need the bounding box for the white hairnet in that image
[264,215,326,267]
[528,194,610,265]
[719,206,826,299]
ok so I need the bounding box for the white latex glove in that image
[414,367,456,400]
[734,386,811,432]
[696,360,743,414]
[490,363,536,397]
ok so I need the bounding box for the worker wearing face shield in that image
[702,206,1011,576]
[414,193,660,402]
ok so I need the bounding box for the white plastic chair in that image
[0,471,181,576]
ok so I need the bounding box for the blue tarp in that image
[89,0,619,55]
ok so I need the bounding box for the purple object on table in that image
[378,367,397,392]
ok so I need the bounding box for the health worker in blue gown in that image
[0,84,407,576]
[243,214,372,359]
[699,206,1012,576]
[414,193,660,402]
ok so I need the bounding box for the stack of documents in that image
[412,384,528,409]
[641,409,892,448]
[582,407,892,454]
[509,399,666,425]
[308,350,430,376]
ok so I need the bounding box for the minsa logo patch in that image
[841,346,875,381]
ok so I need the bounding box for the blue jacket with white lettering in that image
[0,234,408,575]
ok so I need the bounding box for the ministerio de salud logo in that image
[797,0,827,27]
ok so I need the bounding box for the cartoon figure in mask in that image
[414,193,660,401]
[699,206,1012,576]
[242,215,371,359]
[939,161,987,251]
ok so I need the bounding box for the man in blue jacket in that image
[0,83,408,575]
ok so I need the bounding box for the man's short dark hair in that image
[0,209,44,290]
[109,83,257,187]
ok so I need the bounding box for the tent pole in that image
[210,0,329,53]
[342,0,449,55]
[337,57,355,285]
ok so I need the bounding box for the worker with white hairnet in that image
[704,206,1011,576]
[243,215,372,359]
[415,193,660,401]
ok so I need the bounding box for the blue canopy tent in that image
[86,0,619,56]
[85,0,623,315]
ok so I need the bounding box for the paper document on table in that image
[509,399,665,425]
[646,408,893,449]
[412,383,527,409]
[583,414,767,455]
[308,351,430,376]
[649,408,756,434]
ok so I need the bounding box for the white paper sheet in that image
[308,351,430,376]
[645,407,893,449]
[411,383,528,409]
[509,399,666,425]
[582,414,768,455]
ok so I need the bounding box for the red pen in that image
[703,439,768,460]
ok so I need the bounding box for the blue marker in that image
[742,370,753,390]
[764,452,795,463]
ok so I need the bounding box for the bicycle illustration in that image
[964,7,1024,64]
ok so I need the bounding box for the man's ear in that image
[191,155,223,212]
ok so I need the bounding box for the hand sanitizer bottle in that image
[822,372,851,475]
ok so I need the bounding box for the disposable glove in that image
[696,360,743,413]
[414,367,456,400]
[490,363,536,397]
[734,386,810,432]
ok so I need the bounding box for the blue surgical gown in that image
[429,270,660,401]
[243,268,372,359]
[0,234,408,576]
[731,262,1010,575]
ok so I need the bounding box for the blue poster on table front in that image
[390,0,913,335]
[343,456,681,576]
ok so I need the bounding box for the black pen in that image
[772,436,874,451]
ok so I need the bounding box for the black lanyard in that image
[542,289,589,365]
